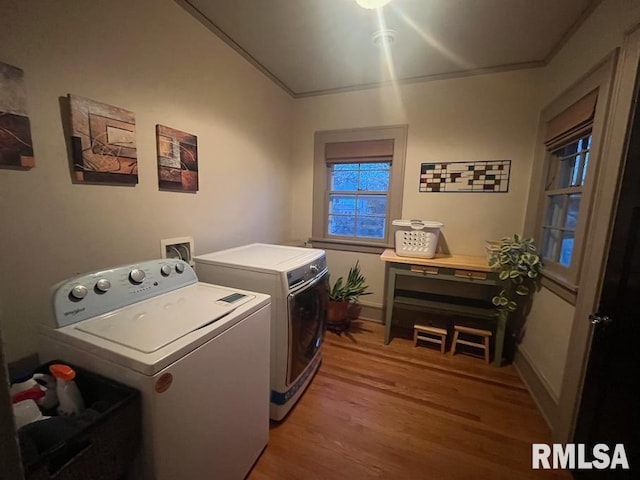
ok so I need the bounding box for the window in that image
[526,56,616,304]
[541,133,592,268]
[312,126,407,253]
[328,162,390,240]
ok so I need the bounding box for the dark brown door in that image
[572,67,640,478]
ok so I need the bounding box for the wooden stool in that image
[413,325,448,354]
[451,325,492,364]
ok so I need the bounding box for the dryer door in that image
[286,271,328,385]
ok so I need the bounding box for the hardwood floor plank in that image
[248,320,572,480]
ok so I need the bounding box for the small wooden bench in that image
[413,325,448,354]
[451,325,492,364]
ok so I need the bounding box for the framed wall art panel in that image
[69,94,137,184]
[156,124,198,192]
[0,61,34,169]
[419,160,511,193]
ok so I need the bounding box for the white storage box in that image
[392,220,443,259]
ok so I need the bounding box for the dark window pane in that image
[581,152,590,186]
[545,196,564,227]
[542,228,560,261]
[571,154,582,186]
[554,139,580,158]
[552,134,592,189]
[359,170,390,191]
[356,216,385,239]
[329,195,356,214]
[331,171,358,191]
[560,232,574,267]
[565,194,580,229]
[328,215,355,236]
[357,196,387,216]
[558,155,579,188]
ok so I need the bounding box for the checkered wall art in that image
[419,160,511,193]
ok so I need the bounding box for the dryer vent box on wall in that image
[161,236,194,266]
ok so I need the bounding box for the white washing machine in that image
[39,258,271,480]
[194,243,328,421]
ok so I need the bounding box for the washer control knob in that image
[310,264,319,274]
[70,285,88,300]
[129,268,146,284]
[160,265,171,276]
[95,278,111,293]
[175,262,185,274]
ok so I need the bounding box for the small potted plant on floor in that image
[327,260,371,333]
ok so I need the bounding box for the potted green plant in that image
[488,234,542,313]
[327,260,371,333]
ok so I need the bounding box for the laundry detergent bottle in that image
[49,364,85,415]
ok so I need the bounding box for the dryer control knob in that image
[310,264,319,274]
[175,262,185,274]
[129,268,146,284]
[160,265,171,276]
[70,285,88,300]
[95,278,111,293]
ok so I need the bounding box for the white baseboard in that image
[513,347,560,431]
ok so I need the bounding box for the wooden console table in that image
[380,249,507,366]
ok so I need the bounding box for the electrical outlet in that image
[161,236,194,266]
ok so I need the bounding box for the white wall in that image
[520,0,640,403]
[290,70,541,309]
[518,289,576,399]
[0,0,293,361]
[541,0,640,105]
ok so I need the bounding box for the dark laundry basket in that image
[18,360,141,480]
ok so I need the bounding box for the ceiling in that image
[178,0,600,98]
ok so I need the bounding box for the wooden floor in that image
[248,320,572,480]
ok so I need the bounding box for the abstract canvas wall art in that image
[69,94,137,184]
[419,160,511,193]
[0,61,34,169]
[156,125,198,192]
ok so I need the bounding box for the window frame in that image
[311,125,407,253]
[525,57,617,304]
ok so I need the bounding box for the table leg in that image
[384,267,397,345]
[493,310,507,366]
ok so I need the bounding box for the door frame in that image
[555,24,640,442]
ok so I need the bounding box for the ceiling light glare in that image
[356,0,392,9]
[372,29,396,47]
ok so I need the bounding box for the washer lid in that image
[75,285,251,353]
[195,243,324,272]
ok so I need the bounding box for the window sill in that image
[540,270,578,305]
[309,237,392,254]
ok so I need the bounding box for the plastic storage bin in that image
[392,219,443,259]
[18,361,141,480]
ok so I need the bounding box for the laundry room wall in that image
[289,69,542,315]
[0,0,294,361]
[516,0,640,424]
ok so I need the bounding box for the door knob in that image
[589,313,613,326]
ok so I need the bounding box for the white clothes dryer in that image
[194,243,328,421]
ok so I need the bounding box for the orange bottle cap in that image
[49,364,76,381]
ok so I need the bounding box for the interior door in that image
[572,64,640,478]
